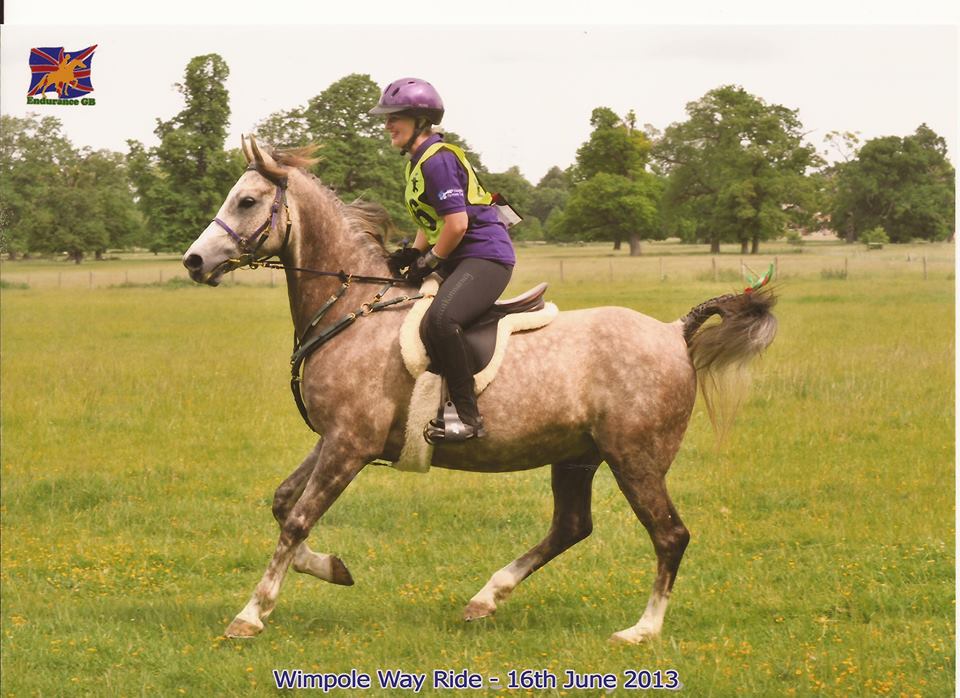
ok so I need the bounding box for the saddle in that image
[398,275,558,391]
[419,282,549,376]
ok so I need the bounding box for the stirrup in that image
[423,401,486,444]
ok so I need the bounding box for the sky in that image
[1,6,957,184]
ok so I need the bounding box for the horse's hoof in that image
[224,617,263,638]
[463,600,496,621]
[609,628,657,645]
[330,556,355,586]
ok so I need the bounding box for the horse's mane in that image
[259,144,393,259]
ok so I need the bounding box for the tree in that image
[0,114,142,261]
[559,172,663,255]
[655,85,821,253]
[81,149,145,255]
[253,74,410,237]
[0,114,75,258]
[255,107,310,149]
[528,166,572,234]
[826,124,955,243]
[127,54,242,251]
[563,108,659,254]
[306,74,394,200]
[575,108,652,181]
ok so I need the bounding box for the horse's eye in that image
[239,196,256,208]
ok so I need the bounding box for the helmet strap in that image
[400,117,431,156]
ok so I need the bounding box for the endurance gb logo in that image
[27,45,97,106]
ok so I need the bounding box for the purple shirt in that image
[410,134,516,268]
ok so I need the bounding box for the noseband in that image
[212,168,292,264]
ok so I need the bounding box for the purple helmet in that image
[369,77,444,125]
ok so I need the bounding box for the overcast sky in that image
[1,16,956,183]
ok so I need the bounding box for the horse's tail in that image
[680,286,777,439]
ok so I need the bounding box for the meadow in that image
[1,241,955,696]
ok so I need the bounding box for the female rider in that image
[370,77,516,443]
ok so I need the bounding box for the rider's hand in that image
[387,244,423,276]
[403,248,444,285]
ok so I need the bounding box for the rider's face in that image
[384,114,416,149]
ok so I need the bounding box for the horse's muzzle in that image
[183,253,225,285]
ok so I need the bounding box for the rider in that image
[370,77,516,443]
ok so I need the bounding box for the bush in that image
[786,230,804,246]
[861,226,890,247]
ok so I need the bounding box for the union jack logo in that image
[27,45,97,99]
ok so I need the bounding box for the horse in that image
[182,135,776,644]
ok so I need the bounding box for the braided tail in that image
[681,286,777,439]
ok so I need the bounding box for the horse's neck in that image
[283,180,392,339]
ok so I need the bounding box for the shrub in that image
[861,226,890,247]
[821,268,848,280]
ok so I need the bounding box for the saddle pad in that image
[393,371,441,472]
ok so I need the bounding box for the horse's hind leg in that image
[607,462,690,644]
[271,440,353,586]
[225,441,365,638]
[464,458,599,621]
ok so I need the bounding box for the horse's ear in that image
[241,134,254,164]
[249,135,279,171]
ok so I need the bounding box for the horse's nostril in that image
[184,254,203,271]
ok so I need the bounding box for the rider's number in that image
[408,198,438,232]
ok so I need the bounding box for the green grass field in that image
[1,243,954,696]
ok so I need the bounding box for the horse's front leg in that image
[225,441,366,638]
[271,439,354,586]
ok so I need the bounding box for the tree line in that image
[0,54,954,262]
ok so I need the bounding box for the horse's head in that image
[182,135,295,285]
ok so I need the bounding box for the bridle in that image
[212,168,292,267]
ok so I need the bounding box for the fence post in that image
[559,259,564,283]
[712,257,717,282]
[159,269,164,284]
[774,256,779,277]
[89,271,93,289]
[923,256,927,280]
[844,257,848,277]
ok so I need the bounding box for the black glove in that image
[404,248,444,285]
[387,244,423,276]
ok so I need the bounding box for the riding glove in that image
[404,248,444,285]
[387,244,423,276]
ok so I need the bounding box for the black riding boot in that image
[424,327,485,443]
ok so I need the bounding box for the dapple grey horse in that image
[182,136,776,643]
